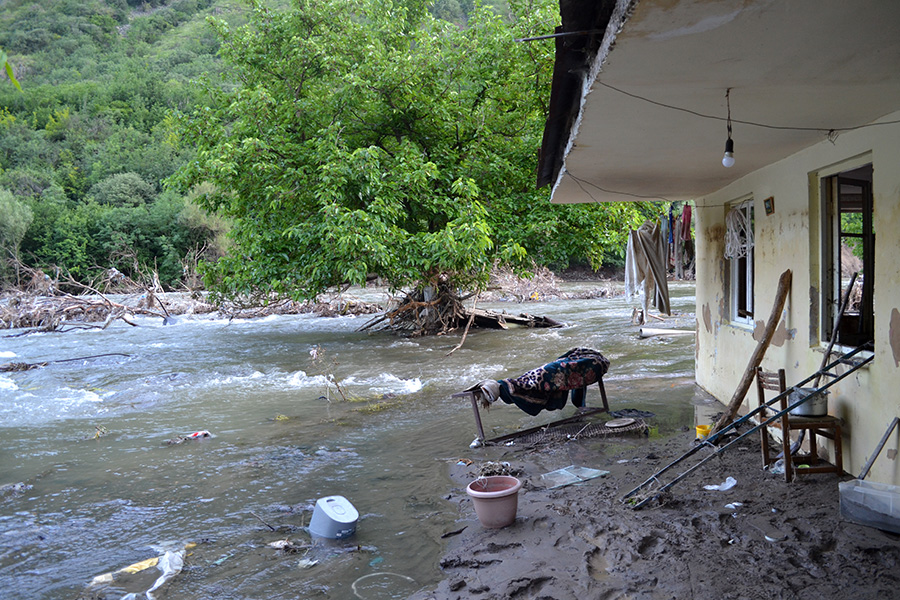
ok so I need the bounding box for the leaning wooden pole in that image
[712,269,792,434]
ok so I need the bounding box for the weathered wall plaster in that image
[752,317,795,347]
[695,110,900,485]
[891,307,900,367]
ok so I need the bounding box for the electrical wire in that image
[566,171,672,203]
[567,168,763,210]
[596,81,900,135]
[562,83,899,205]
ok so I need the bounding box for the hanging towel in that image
[630,220,671,317]
[681,204,692,241]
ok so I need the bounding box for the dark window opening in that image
[824,164,874,348]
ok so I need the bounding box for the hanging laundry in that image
[681,204,692,241]
[624,220,671,322]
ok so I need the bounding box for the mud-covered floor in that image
[412,427,900,600]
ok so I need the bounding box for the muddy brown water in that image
[0,283,701,599]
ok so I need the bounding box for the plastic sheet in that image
[89,542,192,600]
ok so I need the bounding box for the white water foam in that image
[207,370,267,386]
[342,373,424,395]
[286,370,332,388]
[0,374,18,391]
[0,387,109,427]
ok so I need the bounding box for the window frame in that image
[819,163,874,350]
[725,198,755,326]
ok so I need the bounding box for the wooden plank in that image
[713,269,792,434]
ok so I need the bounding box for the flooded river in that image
[1,283,703,599]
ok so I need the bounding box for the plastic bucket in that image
[466,476,522,528]
[308,495,359,539]
[696,424,712,439]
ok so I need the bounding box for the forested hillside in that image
[0,0,239,288]
[0,0,649,297]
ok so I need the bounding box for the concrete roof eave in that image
[539,0,900,204]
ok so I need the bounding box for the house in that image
[538,0,900,485]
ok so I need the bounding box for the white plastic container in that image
[308,495,359,539]
[840,479,900,534]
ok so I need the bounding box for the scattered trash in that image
[268,539,310,553]
[89,542,194,599]
[211,553,235,566]
[749,517,787,542]
[724,502,743,510]
[540,465,610,489]
[608,408,656,419]
[297,558,318,569]
[456,458,473,466]
[695,424,712,439]
[368,556,383,567]
[477,461,520,478]
[703,476,737,491]
[166,430,212,445]
[0,482,32,497]
[469,438,484,448]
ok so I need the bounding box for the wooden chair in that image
[756,367,843,482]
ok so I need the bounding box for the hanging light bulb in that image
[721,88,735,168]
[722,137,735,168]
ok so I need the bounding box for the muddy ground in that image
[412,426,900,600]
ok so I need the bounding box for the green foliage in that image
[173,0,647,302]
[88,172,155,206]
[174,0,557,300]
[0,188,32,281]
[0,0,650,295]
[1,48,22,91]
[20,192,210,285]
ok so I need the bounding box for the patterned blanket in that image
[497,348,610,416]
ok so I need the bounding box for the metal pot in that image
[789,387,829,417]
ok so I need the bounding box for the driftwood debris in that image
[1,290,169,334]
[0,353,132,372]
[358,274,565,338]
[713,269,792,434]
[469,308,563,330]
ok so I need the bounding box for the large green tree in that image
[173,0,646,331]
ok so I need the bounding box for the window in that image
[821,164,874,348]
[725,199,754,325]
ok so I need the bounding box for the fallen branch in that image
[250,511,277,532]
[446,292,479,357]
[1,353,132,372]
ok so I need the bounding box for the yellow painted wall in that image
[696,110,900,485]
